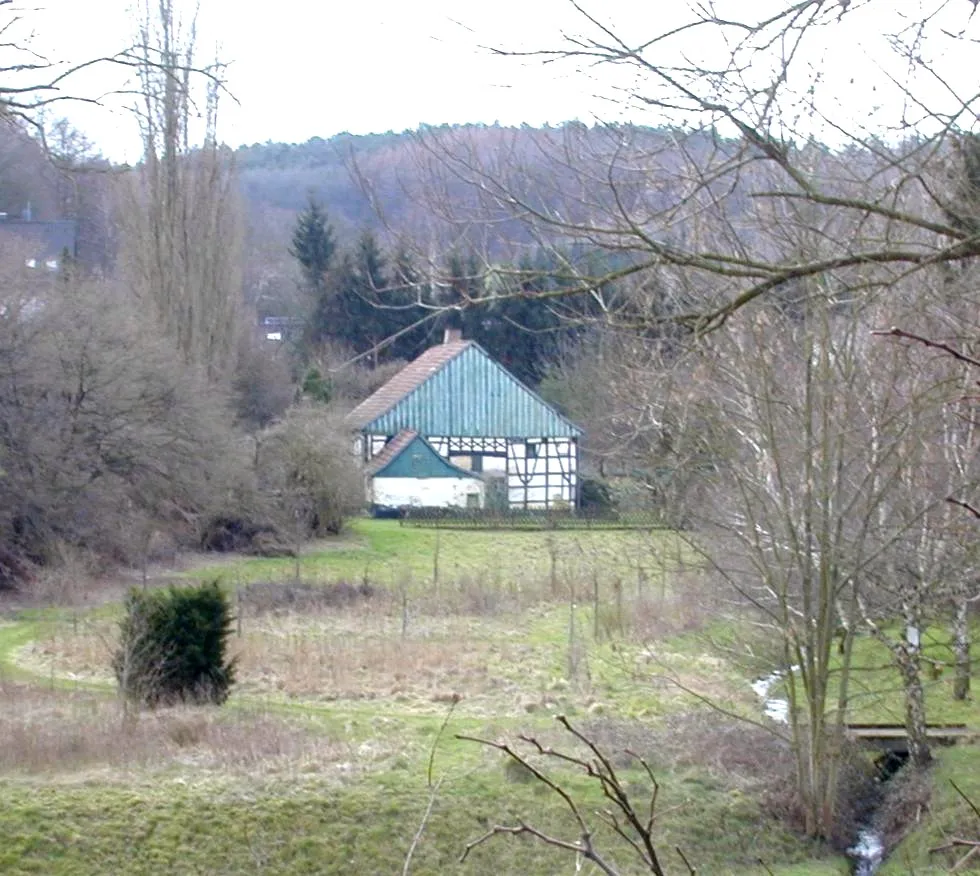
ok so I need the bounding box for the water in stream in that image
[848,829,884,876]
[750,670,790,723]
[751,669,887,875]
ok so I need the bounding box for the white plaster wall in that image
[372,477,484,509]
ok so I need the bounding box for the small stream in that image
[750,669,790,723]
[848,829,884,876]
[751,669,887,876]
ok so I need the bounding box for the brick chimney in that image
[443,327,463,344]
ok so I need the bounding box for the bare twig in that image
[402,778,444,876]
[402,696,460,876]
[457,715,687,875]
[871,327,980,371]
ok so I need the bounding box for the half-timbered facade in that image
[347,331,581,510]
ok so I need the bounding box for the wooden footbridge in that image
[845,723,976,754]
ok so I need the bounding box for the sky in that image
[29,0,621,160]
[20,1,980,161]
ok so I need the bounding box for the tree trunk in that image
[898,644,932,767]
[952,598,971,701]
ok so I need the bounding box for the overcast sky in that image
[33,0,621,160]
[25,1,980,161]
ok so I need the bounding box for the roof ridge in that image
[346,341,471,430]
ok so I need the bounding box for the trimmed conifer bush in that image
[114,580,236,707]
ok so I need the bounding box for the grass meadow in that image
[0,519,977,874]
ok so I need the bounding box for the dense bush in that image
[199,515,292,556]
[232,339,295,429]
[258,406,363,536]
[0,273,257,573]
[578,477,616,515]
[114,581,237,707]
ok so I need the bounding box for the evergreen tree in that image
[348,229,393,358]
[386,243,433,360]
[114,581,236,707]
[289,195,336,299]
[308,249,356,348]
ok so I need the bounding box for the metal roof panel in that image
[350,341,581,438]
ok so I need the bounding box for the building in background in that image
[347,330,581,511]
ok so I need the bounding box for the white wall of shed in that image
[371,477,484,509]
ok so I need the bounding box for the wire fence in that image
[392,506,669,531]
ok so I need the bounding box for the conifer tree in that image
[290,195,336,300]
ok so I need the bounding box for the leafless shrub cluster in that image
[239,579,378,615]
[257,406,364,539]
[0,271,259,578]
[575,712,796,811]
[873,766,934,855]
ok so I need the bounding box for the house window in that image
[471,454,483,473]
[525,440,540,459]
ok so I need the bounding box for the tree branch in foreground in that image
[928,780,980,872]
[458,714,691,875]
[871,327,980,371]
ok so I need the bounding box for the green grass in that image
[188,518,687,596]
[6,522,978,875]
[880,745,980,875]
[0,750,843,876]
[842,624,980,726]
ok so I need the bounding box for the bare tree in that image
[117,0,244,381]
[636,266,978,831]
[0,261,251,571]
[409,3,980,334]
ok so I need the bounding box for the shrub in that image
[258,406,364,536]
[579,477,615,515]
[199,515,291,556]
[233,340,295,429]
[0,275,254,570]
[300,367,332,404]
[0,545,34,591]
[114,581,236,707]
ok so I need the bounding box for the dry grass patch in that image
[0,680,355,778]
[234,609,544,710]
[16,618,118,684]
[16,569,743,722]
[19,606,557,713]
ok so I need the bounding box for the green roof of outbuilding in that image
[370,431,480,479]
[347,341,581,438]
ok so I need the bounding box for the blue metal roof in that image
[358,342,581,438]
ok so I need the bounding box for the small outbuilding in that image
[366,429,484,510]
[347,330,582,511]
